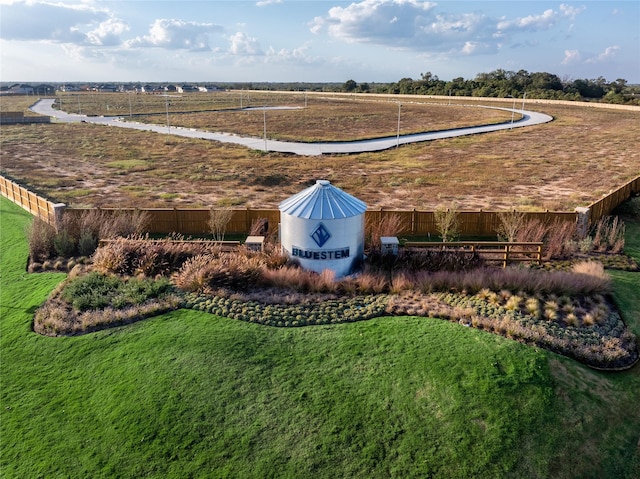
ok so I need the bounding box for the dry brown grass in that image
[0,95,44,116]
[133,96,512,142]
[1,93,638,211]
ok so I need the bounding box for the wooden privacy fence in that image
[62,207,579,237]
[366,209,578,237]
[0,176,63,225]
[63,207,283,236]
[404,241,543,267]
[0,112,51,124]
[3,172,638,238]
[588,175,640,224]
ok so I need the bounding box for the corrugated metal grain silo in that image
[279,180,367,278]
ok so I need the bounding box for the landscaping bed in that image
[31,236,638,370]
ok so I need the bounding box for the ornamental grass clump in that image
[504,295,523,311]
[26,217,56,263]
[93,236,219,277]
[173,252,263,292]
[365,213,405,251]
[592,216,625,253]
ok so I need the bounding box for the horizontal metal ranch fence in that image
[2,173,638,238]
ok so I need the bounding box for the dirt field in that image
[0,93,638,211]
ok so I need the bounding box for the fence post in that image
[575,206,590,239]
[52,203,66,231]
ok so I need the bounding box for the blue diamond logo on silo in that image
[311,223,331,248]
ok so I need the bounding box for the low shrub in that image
[614,196,640,218]
[496,210,525,242]
[53,230,76,257]
[60,271,173,311]
[434,205,460,242]
[77,231,98,256]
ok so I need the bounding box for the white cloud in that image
[228,31,263,55]
[265,43,317,65]
[86,17,129,46]
[311,0,436,43]
[461,41,497,56]
[586,45,620,63]
[309,0,507,52]
[559,4,586,20]
[562,49,581,65]
[496,9,557,32]
[125,19,222,51]
[0,0,109,43]
[256,0,282,6]
[421,12,487,38]
[310,0,578,57]
[563,46,620,66]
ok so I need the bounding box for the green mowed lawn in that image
[1,196,639,478]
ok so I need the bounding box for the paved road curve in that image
[32,99,553,156]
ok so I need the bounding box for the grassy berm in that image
[1,195,639,478]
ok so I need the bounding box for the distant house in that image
[59,85,80,92]
[96,84,118,92]
[198,84,221,92]
[33,84,55,95]
[5,84,34,95]
[164,85,178,93]
[123,84,142,93]
[177,84,198,93]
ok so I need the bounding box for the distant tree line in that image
[340,69,640,105]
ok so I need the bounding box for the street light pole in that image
[396,102,401,148]
[263,107,268,152]
[165,97,170,133]
[507,95,515,129]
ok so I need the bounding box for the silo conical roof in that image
[279,180,367,220]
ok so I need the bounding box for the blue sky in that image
[1,0,638,83]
